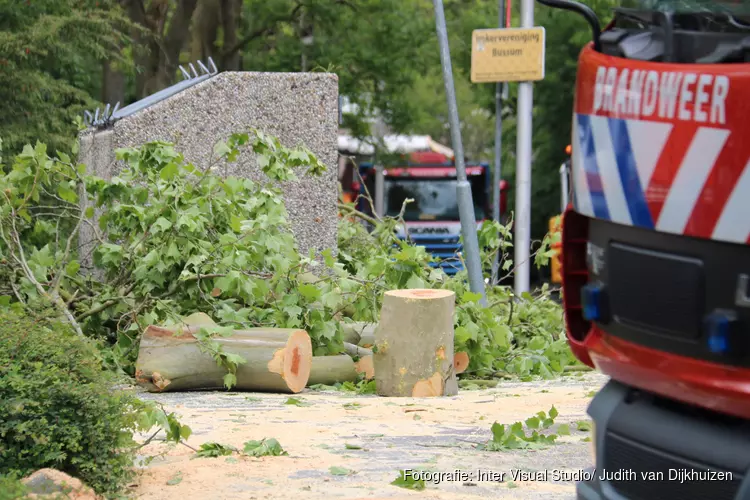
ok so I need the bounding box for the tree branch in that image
[221,4,303,60]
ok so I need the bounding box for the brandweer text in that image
[593,66,729,125]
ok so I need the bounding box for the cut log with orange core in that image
[134,315,312,393]
[453,352,470,374]
[373,288,457,397]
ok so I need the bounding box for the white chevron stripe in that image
[712,159,750,243]
[590,115,632,225]
[572,115,594,217]
[657,127,730,234]
[625,119,672,188]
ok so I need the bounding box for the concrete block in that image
[77,71,339,264]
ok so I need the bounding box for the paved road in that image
[130,372,607,499]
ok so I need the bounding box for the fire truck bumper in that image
[576,379,750,500]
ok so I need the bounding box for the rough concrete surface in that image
[77,72,339,262]
[129,372,607,499]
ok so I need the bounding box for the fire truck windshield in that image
[383,177,487,222]
[619,0,750,16]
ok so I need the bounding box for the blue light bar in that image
[581,283,604,321]
[706,311,733,355]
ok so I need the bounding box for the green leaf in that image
[557,424,571,436]
[223,373,237,390]
[298,283,321,301]
[243,438,288,457]
[194,442,236,458]
[525,417,540,429]
[166,472,183,485]
[576,420,592,432]
[329,466,356,476]
[391,470,425,490]
[65,260,80,276]
[284,397,312,407]
[549,406,559,419]
[344,443,362,450]
[405,274,426,289]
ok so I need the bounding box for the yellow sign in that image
[471,27,546,83]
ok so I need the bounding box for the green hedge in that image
[0,309,141,496]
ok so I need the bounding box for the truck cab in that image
[338,135,508,276]
[356,158,508,275]
[535,0,750,497]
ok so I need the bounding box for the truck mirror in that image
[535,0,601,52]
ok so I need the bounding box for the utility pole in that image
[514,0,534,296]
[491,0,508,286]
[433,0,487,306]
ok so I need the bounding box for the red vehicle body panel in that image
[564,42,750,419]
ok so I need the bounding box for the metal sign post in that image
[514,0,535,296]
[433,0,487,306]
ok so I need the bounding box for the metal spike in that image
[207,57,218,74]
[189,63,199,78]
[179,65,191,80]
[94,108,100,124]
[197,60,210,75]
[84,110,93,126]
[103,103,111,120]
[111,101,120,117]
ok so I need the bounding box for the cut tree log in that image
[308,354,375,386]
[453,351,470,375]
[341,321,377,347]
[134,319,312,394]
[343,342,372,359]
[373,289,457,397]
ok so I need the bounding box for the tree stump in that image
[135,322,312,393]
[373,289,457,397]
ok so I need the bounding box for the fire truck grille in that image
[603,431,743,500]
[607,242,705,340]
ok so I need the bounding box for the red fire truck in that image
[537,0,750,498]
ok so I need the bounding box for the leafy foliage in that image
[479,406,566,451]
[194,442,237,458]
[0,0,135,159]
[0,308,142,495]
[0,476,28,500]
[391,470,426,490]
[243,438,288,457]
[0,130,575,385]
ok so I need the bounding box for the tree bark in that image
[190,0,221,63]
[128,0,199,98]
[220,0,241,70]
[373,289,458,397]
[102,59,126,106]
[341,321,376,347]
[308,354,374,386]
[134,321,312,393]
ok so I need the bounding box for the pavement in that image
[129,372,608,500]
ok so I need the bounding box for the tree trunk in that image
[220,0,241,70]
[129,0,199,98]
[135,322,312,393]
[102,60,126,106]
[190,0,221,63]
[308,354,374,386]
[373,289,457,397]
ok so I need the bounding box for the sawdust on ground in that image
[129,372,607,500]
